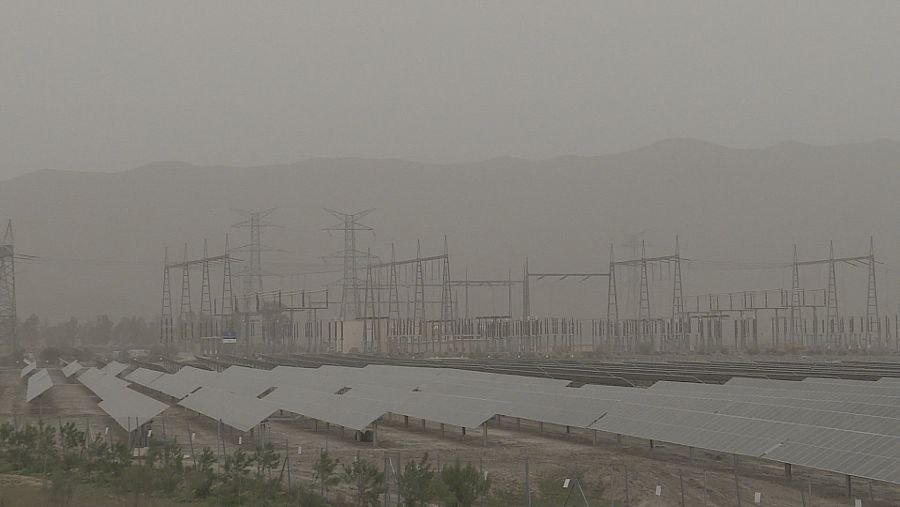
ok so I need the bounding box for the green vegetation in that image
[341,456,384,506]
[396,453,437,507]
[0,422,505,506]
[437,459,491,507]
[0,420,313,506]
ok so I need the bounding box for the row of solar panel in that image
[623,378,900,484]
[121,361,900,485]
[76,366,169,432]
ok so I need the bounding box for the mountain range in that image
[3,138,899,321]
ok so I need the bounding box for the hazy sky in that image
[1,1,899,179]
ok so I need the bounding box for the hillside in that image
[2,138,899,320]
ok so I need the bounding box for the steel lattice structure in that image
[0,221,17,353]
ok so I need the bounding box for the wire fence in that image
[0,410,894,506]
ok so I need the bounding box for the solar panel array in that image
[127,363,601,435]
[25,369,53,403]
[76,367,169,431]
[241,353,900,385]
[124,360,900,485]
[599,377,900,484]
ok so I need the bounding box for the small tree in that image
[439,459,492,507]
[187,447,218,499]
[254,441,280,480]
[313,449,340,497]
[342,456,385,507]
[397,453,438,507]
[251,442,281,501]
[35,422,58,473]
[222,447,256,503]
[6,423,39,471]
[146,437,184,495]
[58,422,85,471]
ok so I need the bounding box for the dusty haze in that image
[3,139,900,321]
[0,3,899,321]
[1,2,899,177]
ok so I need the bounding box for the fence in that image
[0,410,894,506]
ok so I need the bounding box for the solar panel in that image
[75,367,169,431]
[415,381,616,428]
[62,361,83,378]
[98,396,169,432]
[144,366,217,399]
[764,441,900,485]
[25,369,53,402]
[124,367,166,387]
[100,361,129,377]
[20,360,36,378]
[652,380,900,406]
[164,362,900,485]
[395,391,497,429]
[179,387,279,432]
[728,377,900,396]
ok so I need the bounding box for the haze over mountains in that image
[3,138,899,321]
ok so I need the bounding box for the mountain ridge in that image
[2,137,899,321]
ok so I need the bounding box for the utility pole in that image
[323,208,375,320]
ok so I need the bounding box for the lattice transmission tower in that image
[179,243,193,343]
[160,247,174,349]
[607,244,619,336]
[866,236,880,347]
[231,208,279,306]
[323,209,375,320]
[638,241,651,341]
[791,244,802,344]
[671,236,685,344]
[824,241,839,344]
[0,221,17,353]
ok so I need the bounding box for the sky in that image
[1,1,899,179]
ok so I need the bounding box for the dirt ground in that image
[2,366,899,506]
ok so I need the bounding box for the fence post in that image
[286,439,291,492]
[703,471,708,507]
[525,457,532,507]
[624,465,630,506]
[734,455,743,507]
[384,452,390,507]
[187,420,195,463]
